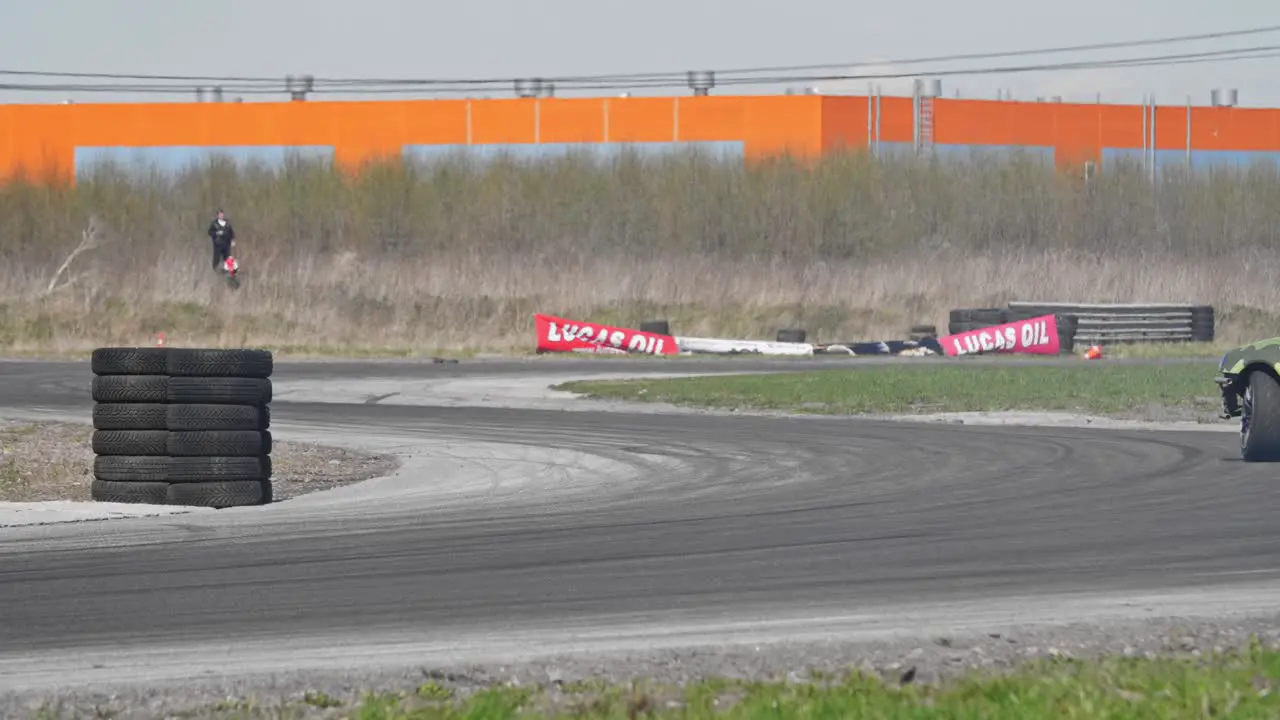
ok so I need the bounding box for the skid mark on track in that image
[3,358,1279,696]
[620,444,718,459]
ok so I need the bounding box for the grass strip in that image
[555,362,1224,418]
[178,642,1280,718]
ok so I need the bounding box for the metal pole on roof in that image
[875,85,882,157]
[1152,92,1162,181]
[912,79,921,154]
[1186,96,1192,172]
[1141,93,1148,177]
[867,83,873,152]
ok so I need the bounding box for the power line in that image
[648,22,1280,79]
[291,22,1280,87]
[0,43,1274,97]
[0,22,1277,91]
[300,46,1280,96]
[707,44,1280,87]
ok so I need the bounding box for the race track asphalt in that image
[1,356,1278,692]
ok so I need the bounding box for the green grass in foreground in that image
[556,362,1224,418]
[170,643,1280,718]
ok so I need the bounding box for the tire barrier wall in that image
[534,312,951,357]
[90,347,273,509]
[675,336,816,356]
[814,339,941,356]
[949,303,1214,351]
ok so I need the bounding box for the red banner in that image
[535,313,679,355]
[939,314,1060,357]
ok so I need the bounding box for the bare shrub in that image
[2,148,1277,354]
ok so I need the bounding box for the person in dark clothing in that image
[207,209,236,271]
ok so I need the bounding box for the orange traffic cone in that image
[1083,345,1103,360]
[156,332,166,347]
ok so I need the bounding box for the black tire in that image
[91,375,169,404]
[93,403,168,431]
[1004,308,1048,322]
[92,430,169,456]
[1003,306,1062,319]
[638,320,670,336]
[168,456,270,482]
[1190,306,1215,342]
[776,329,807,343]
[94,456,169,482]
[167,348,272,378]
[1241,370,1280,462]
[90,479,170,505]
[91,347,169,376]
[167,377,272,405]
[949,308,1006,325]
[168,480,270,508]
[167,404,270,431]
[167,431,271,457]
[1056,315,1079,355]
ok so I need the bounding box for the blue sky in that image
[2,0,1279,107]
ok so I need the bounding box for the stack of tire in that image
[90,347,273,508]
[908,324,938,342]
[1190,305,1215,342]
[638,320,670,336]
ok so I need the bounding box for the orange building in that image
[0,93,1277,182]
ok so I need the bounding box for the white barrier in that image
[675,336,815,357]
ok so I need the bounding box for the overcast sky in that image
[2,0,1279,107]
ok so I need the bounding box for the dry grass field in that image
[2,148,1279,357]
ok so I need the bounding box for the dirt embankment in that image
[0,419,399,503]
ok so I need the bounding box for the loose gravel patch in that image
[0,419,400,503]
[6,614,1280,719]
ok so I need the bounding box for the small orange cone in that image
[156,332,166,347]
[1083,345,1103,360]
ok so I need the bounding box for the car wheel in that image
[1241,370,1280,461]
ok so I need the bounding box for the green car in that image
[1216,339,1280,461]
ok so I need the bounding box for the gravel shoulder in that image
[8,612,1280,719]
[0,418,401,504]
